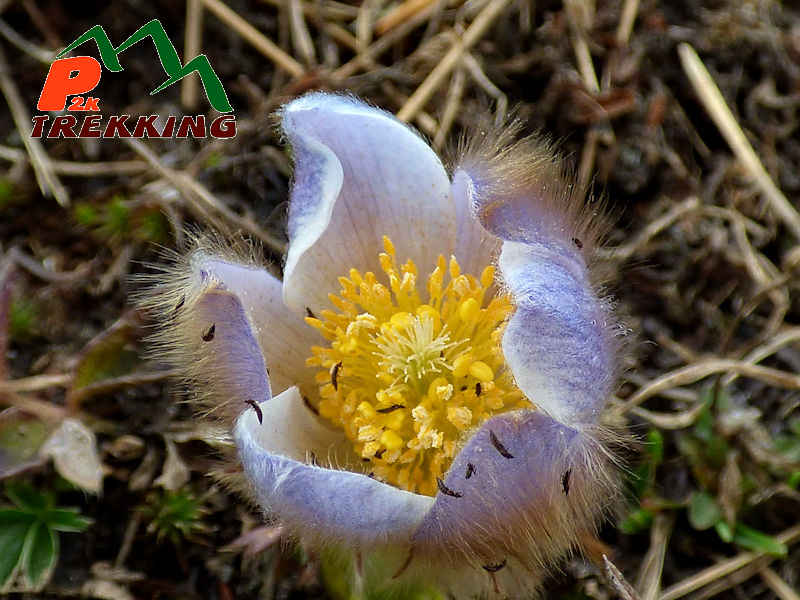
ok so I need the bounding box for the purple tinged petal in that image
[190,253,320,396]
[188,287,272,412]
[412,411,617,568]
[499,241,616,424]
[280,93,456,315]
[235,403,434,546]
[454,144,617,425]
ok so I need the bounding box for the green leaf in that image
[0,178,13,209]
[72,202,99,227]
[774,435,800,462]
[22,521,57,588]
[620,507,654,534]
[0,518,31,586]
[646,429,664,465]
[733,524,787,557]
[97,195,131,239]
[43,508,92,532]
[8,297,38,341]
[135,210,169,243]
[5,482,52,514]
[630,462,653,498]
[692,391,715,443]
[688,491,721,530]
[0,509,35,526]
[715,520,734,542]
[619,508,653,535]
[787,471,800,489]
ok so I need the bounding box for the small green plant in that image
[73,196,169,243]
[0,481,91,591]
[0,178,14,210]
[621,387,788,556]
[139,488,209,546]
[97,195,131,240]
[8,296,39,342]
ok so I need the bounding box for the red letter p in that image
[37,56,101,111]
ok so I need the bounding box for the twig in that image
[433,66,465,150]
[0,373,73,394]
[722,327,800,387]
[289,0,317,66]
[0,146,148,176]
[637,514,673,600]
[565,0,600,93]
[629,401,707,430]
[577,126,600,194]
[355,0,380,52]
[6,247,93,284]
[375,0,434,35]
[331,1,437,81]
[730,214,789,345]
[462,51,507,124]
[0,18,54,63]
[0,143,23,162]
[52,160,148,177]
[659,523,800,600]
[380,81,438,135]
[261,0,358,22]
[201,0,305,79]
[67,369,178,408]
[598,196,701,261]
[678,43,800,240]
[122,138,287,255]
[620,358,800,413]
[0,392,68,422]
[181,0,204,111]
[759,568,800,600]
[396,0,512,122]
[0,44,69,206]
[604,555,641,600]
[615,0,639,46]
[114,513,142,569]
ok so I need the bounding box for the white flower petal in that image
[240,386,350,464]
[235,394,434,546]
[280,93,456,314]
[450,169,502,277]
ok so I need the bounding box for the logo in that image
[31,19,236,139]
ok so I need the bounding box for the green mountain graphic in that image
[57,19,232,113]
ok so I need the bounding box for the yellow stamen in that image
[306,235,530,496]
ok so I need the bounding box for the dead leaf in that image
[222,525,283,557]
[67,312,142,410]
[719,451,743,526]
[0,407,50,478]
[154,437,190,491]
[40,418,104,493]
[129,447,159,492]
[604,555,642,600]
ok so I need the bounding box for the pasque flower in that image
[144,93,622,598]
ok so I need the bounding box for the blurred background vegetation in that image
[1,0,800,598]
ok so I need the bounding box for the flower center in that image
[305,236,530,496]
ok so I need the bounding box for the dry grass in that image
[1,0,799,598]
